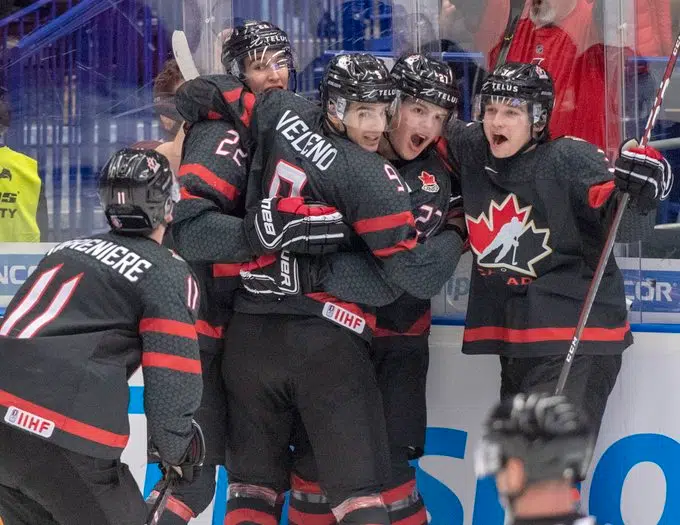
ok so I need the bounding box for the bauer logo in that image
[322,302,365,334]
[4,406,55,438]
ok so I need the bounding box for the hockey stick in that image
[554,32,680,396]
[146,469,179,525]
[172,30,201,80]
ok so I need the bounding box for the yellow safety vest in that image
[0,146,41,242]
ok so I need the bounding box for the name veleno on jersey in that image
[48,238,153,283]
[276,110,338,171]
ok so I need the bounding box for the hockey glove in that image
[244,197,350,256]
[149,420,205,483]
[614,138,673,214]
[240,251,303,296]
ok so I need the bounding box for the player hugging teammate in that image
[0,17,673,525]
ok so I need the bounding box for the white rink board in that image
[124,327,680,525]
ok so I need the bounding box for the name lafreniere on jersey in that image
[48,238,153,283]
[276,110,338,171]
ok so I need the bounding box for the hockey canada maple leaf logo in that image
[418,171,439,193]
[466,194,552,278]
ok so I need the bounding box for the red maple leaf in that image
[466,194,530,255]
[419,171,436,186]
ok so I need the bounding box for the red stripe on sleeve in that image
[179,188,201,200]
[241,254,277,272]
[353,211,415,235]
[276,197,338,216]
[221,89,255,127]
[0,390,128,449]
[212,263,244,277]
[588,181,616,209]
[373,236,418,257]
[241,91,255,127]
[142,352,202,374]
[140,319,198,340]
[179,164,240,201]
[195,320,223,339]
[222,88,243,103]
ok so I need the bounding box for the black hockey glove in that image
[614,139,673,214]
[244,197,350,256]
[240,251,303,296]
[149,420,205,483]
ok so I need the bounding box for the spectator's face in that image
[243,49,291,94]
[483,101,532,158]
[530,0,576,26]
[387,98,448,160]
[343,101,390,152]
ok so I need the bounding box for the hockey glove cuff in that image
[244,197,350,256]
[614,139,673,214]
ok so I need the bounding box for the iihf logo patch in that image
[418,171,439,193]
[466,193,552,278]
[6,408,18,424]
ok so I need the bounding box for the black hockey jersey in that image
[0,233,201,462]
[447,121,633,357]
[375,149,459,337]
[170,117,253,354]
[177,76,464,340]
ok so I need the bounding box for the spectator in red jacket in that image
[441,0,621,158]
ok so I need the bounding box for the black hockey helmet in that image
[391,53,460,114]
[476,62,554,142]
[320,53,398,120]
[98,148,179,235]
[221,20,295,88]
[475,393,594,486]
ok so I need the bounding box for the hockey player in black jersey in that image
[475,393,600,525]
[175,52,465,525]
[153,20,348,524]
[287,53,464,525]
[444,62,671,447]
[0,149,204,525]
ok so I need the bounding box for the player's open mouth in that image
[492,134,508,146]
[410,133,427,148]
[363,134,380,145]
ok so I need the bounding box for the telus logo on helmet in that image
[491,83,519,93]
[422,88,458,105]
